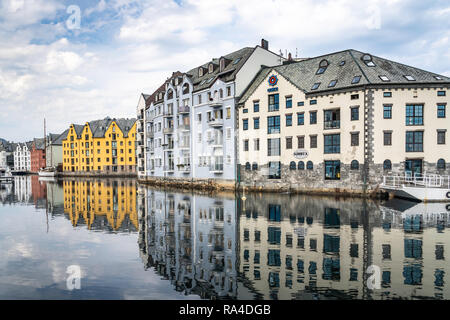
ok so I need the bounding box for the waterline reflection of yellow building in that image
[63,179,138,232]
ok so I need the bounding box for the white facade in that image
[13,143,31,172]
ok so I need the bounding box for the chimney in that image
[261,39,269,50]
[288,52,292,61]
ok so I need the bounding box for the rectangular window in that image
[268,161,281,179]
[310,100,317,105]
[324,134,340,154]
[254,138,260,151]
[310,111,317,125]
[406,131,424,152]
[351,107,359,121]
[438,104,446,118]
[383,92,392,98]
[243,119,248,130]
[324,109,340,129]
[268,138,281,156]
[310,135,317,149]
[351,132,359,146]
[351,94,359,100]
[267,116,280,134]
[254,117,260,129]
[325,161,341,180]
[298,101,304,107]
[253,101,260,112]
[297,113,304,125]
[438,130,446,145]
[268,94,279,112]
[286,114,292,127]
[286,96,292,108]
[286,137,293,150]
[384,105,392,119]
[226,107,231,119]
[384,132,392,146]
[438,91,446,97]
[244,139,249,151]
[243,108,248,113]
[406,104,424,126]
[297,136,305,149]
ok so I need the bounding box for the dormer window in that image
[208,63,214,73]
[316,59,329,74]
[220,58,225,72]
[362,54,375,67]
[233,58,241,65]
[198,67,204,77]
[182,83,190,95]
[167,89,173,100]
[434,75,443,80]
[352,76,361,84]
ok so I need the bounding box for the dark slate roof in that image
[52,129,69,145]
[239,49,450,104]
[72,124,85,138]
[26,141,33,150]
[87,117,136,138]
[186,47,255,93]
[33,138,45,150]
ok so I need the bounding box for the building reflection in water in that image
[237,194,450,300]
[63,179,138,232]
[3,176,449,300]
[138,188,237,299]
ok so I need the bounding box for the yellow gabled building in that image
[62,117,137,175]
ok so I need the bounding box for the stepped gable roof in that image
[186,47,255,92]
[239,49,450,104]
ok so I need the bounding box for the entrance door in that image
[405,159,423,177]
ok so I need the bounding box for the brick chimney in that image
[261,39,269,50]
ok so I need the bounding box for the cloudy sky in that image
[0,0,449,142]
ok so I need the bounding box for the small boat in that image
[38,167,56,177]
[0,168,13,183]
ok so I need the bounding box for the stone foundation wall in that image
[138,176,236,192]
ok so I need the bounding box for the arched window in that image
[182,83,190,95]
[316,59,329,74]
[437,159,446,170]
[209,63,214,73]
[351,160,359,170]
[289,161,296,170]
[167,89,173,100]
[245,162,251,171]
[307,161,313,170]
[383,160,392,170]
[198,67,203,77]
[298,161,305,170]
[252,163,258,171]
[219,89,223,99]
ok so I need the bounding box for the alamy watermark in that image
[66,265,82,291]
[366,265,381,290]
[66,5,81,30]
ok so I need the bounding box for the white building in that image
[137,40,283,187]
[14,142,32,172]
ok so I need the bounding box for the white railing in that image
[382,173,450,189]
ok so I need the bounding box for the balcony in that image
[138,154,144,159]
[178,143,190,150]
[208,118,224,127]
[147,131,154,138]
[209,163,224,174]
[324,120,341,130]
[163,127,174,134]
[163,142,174,150]
[137,114,144,121]
[138,167,145,172]
[178,124,190,131]
[177,164,191,173]
[178,105,190,114]
[164,110,174,118]
[163,165,175,173]
[209,98,223,108]
[138,128,144,134]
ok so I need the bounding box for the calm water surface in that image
[0,176,449,300]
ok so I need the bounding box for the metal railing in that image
[324,120,340,130]
[209,163,224,172]
[178,105,190,113]
[382,173,450,189]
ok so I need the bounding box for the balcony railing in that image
[163,142,174,150]
[209,163,224,173]
[163,127,174,134]
[178,105,190,114]
[137,114,144,120]
[147,131,154,138]
[178,124,190,131]
[177,164,191,173]
[209,98,223,108]
[163,165,175,172]
[324,120,340,130]
[178,143,190,149]
[208,118,224,127]
[164,110,174,117]
[138,128,144,133]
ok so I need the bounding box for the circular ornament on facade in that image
[268,75,278,86]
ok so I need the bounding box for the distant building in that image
[30,138,46,173]
[46,130,69,169]
[0,141,15,170]
[62,117,137,175]
[14,142,32,172]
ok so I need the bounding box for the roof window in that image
[328,80,337,88]
[316,59,329,74]
[352,76,361,84]
[379,75,390,82]
[311,83,321,90]
[404,75,416,81]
